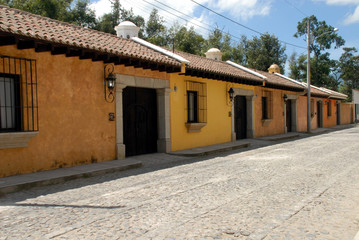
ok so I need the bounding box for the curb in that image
[170,143,250,157]
[0,160,142,197]
[257,134,301,142]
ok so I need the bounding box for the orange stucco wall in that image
[254,87,299,137]
[297,96,308,132]
[297,96,357,132]
[322,99,337,128]
[0,45,169,177]
[341,103,354,125]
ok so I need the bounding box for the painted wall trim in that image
[231,88,255,141]
[115,74,171,159]
[226,60,267,80]
[0,132,38,149]
[131,37,190,64]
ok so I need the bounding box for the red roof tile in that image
[175,51,264,83]
[257,70,305,91]
[0,5,181,67]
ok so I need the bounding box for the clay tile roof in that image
[253,70,305,91]
[174,51,264,84]
[310,86,330,97]
[319,87,347,100]
[0,5,181,67]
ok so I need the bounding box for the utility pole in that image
[307,19,311,133]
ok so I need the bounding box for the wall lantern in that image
[283,94,288,102]
[228,88,234,102]
[104,64,116,103]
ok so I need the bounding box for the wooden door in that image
[286,100,292,132]
[336,103,340,125]
[317,101,322,128]
[234,96,247,139]
[123,87,157,157]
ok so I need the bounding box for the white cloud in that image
[89,0,112,18]
[344,5,359,24]
[89,0,210,34]
[89,0,273,36]
[322,0,359,4]
[316,0,359,24]
[207,0,273,21]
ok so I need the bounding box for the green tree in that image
[95,13,116,34]
[68,0,97,28]
[168,23,205,55]
[145,8,167,46]
[207,27,223,50]
[231,35,247,65]
[2,0,72,21]
[338,47,359,101]
[288,52,300,80]
[95,0,144,35]
[1,0,98,29]
[245,33,287,73]
[206,27,238,61]
[293,15,345,88]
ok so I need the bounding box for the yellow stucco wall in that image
[170,74,254,151]
[0,45,169,177]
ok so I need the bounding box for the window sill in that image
[185,122,207,133]
[0,131,38,149]
[262,119,272,127]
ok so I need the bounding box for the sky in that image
[89,0,359,66]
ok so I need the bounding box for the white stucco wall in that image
[353,89,359,121]
[353,89,359,104]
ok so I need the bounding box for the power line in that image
[282,0,309,17]
[189,0,306,49]
[143,0,244,42]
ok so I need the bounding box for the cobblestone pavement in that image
[1,127,359,240]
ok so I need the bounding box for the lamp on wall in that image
[104,64,116,103]
[283,94,288,102]
[228,88,234,102]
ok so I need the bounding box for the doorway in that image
[286,100,292,132]
[336,102,340,125]
[123,87,158,157]
[234,96,247,139]
[317,101,323,128]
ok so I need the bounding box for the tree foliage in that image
[338,47,359,101]
[291,15,345,89]
[168,23,205,55]
[95,0,144,35]
[244,33,287,73]
[2,0,72,21]
[68,0,97,28]
[145,8,167,46]
[294,15,345,58]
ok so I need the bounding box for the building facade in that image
[0,5,354,177]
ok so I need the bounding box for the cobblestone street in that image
[1,127,359,239]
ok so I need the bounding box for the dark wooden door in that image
[317,101,322,128]
[286,100,292,132]
[234,96,247,139]
[336,103,340,125]
[123,87,157,157]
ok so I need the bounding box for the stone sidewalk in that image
[0,123,357,196]
[1,125,359,240]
